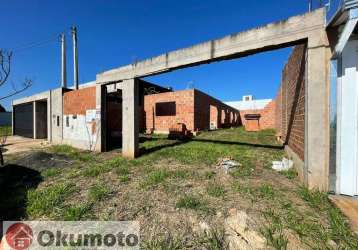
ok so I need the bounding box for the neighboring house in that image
[225,95,276,132]
[0,104,12,126]
[327,0,358,196]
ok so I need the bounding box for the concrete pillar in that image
[305,35,331,191]
[122,78,139,158]
[95,84,106,152]
[11,101,14,136]
[47,94,52,142]
[33,101,37,139]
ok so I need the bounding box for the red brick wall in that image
[275,44,306,160]
[64,87,96,115]
[193,89,240,131]
[239,100,276,130]
[143,89,240,133]
[144,90,195,132]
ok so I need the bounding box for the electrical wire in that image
[8,29,68,52]
[11,36,59,52]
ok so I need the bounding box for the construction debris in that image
[217,157,242,173]
[225,209,266,250]
[272,157,293,171]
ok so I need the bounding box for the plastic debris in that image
[217,157,242,173]
[272,157,293,171]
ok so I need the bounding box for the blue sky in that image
[0,0,340,110]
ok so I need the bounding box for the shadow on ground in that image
[0,164,42,223]
[140,136,283,156]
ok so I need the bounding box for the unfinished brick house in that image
[12,78,239,150]
[144,89,240,134]
[13,8,337,191]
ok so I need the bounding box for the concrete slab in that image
[3,136,49,155]
[329,195,358,233]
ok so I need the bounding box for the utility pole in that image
[60,33,67,88]
[71,26,79,90]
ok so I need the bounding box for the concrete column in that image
[11,101,14,135]
[305,36,331,191]
[95,84,106,152]
[47,94,52,142]
[122,78,139,158]
[33,101,37,139]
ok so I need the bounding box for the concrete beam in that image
[97,8,326,83]
[13,90,50,106]
[121,78,139,158]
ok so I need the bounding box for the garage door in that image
[14,103,33,138]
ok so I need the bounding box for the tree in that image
[0,50,33,165]
[0,50,32,100]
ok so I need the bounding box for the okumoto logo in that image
[37,230,138,247]
[5,222,33,250]
[3,221,140,250]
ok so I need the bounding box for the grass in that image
[261,209,289,250]
[279,168,297,179]
[83,163,112,177]
[203,171,216,180]
[26,183,76,218]
[138,128,284,167]
[141,169,171,188]
[42,168,62,178]
[50,144,96,162]
[116,165,130,176]
[88,183,111,201]
[297,185,328,211]
[63,203,93,220]
[195,227,228,249]
[207,183,226,198]
[176,195,209,213]
[257,183,275,199]
[0,126,11,137]
[143,235,183,250]
[4,127,358,248]
[120,175,130,183]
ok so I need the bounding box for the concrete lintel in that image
[97,8,326,83]
[121,78,139,158]
[13,90,51,106]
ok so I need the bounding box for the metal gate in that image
[13,103,33,138]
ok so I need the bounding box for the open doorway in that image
[106,89,122,150]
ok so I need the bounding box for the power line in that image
[12,37,59,52]
[7,29,68,52]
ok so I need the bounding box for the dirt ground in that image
[1,128,357,249]
[3,136,48,155]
